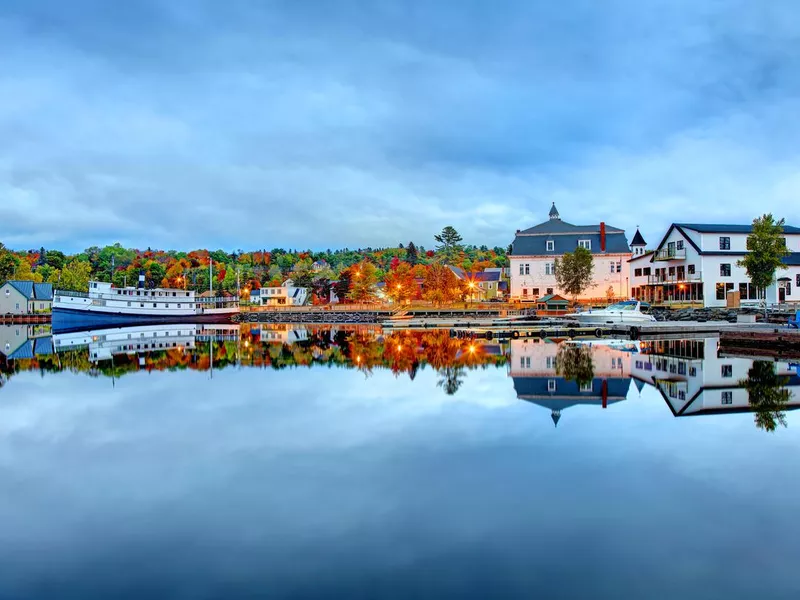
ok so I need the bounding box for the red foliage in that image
[389,256,401,271]
[426,250,435,258]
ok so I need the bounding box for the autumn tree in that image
[384,262,417,304]
[555,247,594,301]
[334,269,353,303]
[348,261,379,302]
[434,226,464,264]
[0,244,19,284]
[423,263,463,306]
[59,259,92,292]
[13,259,43,283]
[738,214,790,303]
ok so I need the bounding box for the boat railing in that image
[54,289,90,299]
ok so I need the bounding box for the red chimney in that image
[600,222,606,252]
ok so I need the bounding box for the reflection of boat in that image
[565,339,641,353]
[53,273,238,332]
[564,301,656,326]
[53,323,240,361]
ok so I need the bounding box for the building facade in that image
[250,279,309,306]
[510,204,632,302]
[0,281,53,315]
[629,223,800,307]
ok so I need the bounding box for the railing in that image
[54,290,90,298]
[654,248,687,261]
[647,271,702,285]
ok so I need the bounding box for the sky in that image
[1,0,799,253]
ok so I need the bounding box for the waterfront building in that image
[447,267,503,300]
[250,279,309,306]
[629,223,800,307]
[509,204,632,302]
[0,281,53,315]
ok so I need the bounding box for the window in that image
[546,240,554,251]
[127,301,131,307]
[721,365,733,378]
[546,287,553,294]
[522,288,528,296]
[526,357,531,368]
[719,237,730,250]
[519,264,524,276]
[796,274,800,287]
[153,303,157,308]
[676,240,684,250]
[177,304,181,308]
[548,379,557,392]
[689,367,697,377]
[739,283,748,299]
[716,283,725,300]
[720,263,731,277]
[668,266,675,276]
[687,264,695,275]
[578,240,591,250]
[545,263,554,275]
[525,263,530,275]
[721,391,733,405]
[634,268,642,277]
[643,267,651,276]
[15,302,19,310]
[616,262,622,273]
[580,382,592,392]
[787,282,793,296]
[532,288,540,296]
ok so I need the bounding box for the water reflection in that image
[2,324,799,430]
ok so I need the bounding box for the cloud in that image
[1,0,799,252]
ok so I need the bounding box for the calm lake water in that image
[1,324,799,599]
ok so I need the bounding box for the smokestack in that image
[137,270,145,289]
[600,222,606,252]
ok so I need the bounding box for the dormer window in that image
[546,240,554,252]
[578,240,591,250]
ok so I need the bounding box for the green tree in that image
[45,250,66,270]
[742,361,790,432]
[60,259,92,292]
[434,226,463,264]
[13,259,43,283]
[334,269,353,303]
[556,344,595,388]
[737,214,790,305]
[290,259,315,289]
[406,241,419,266]
[349,261,379,302]
[555,247,594,300]
[0,244,19,284]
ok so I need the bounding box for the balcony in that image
[654,248,686,261]
[647,271,702,285]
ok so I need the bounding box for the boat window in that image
[177,304,181,308]
[153,303,158,308]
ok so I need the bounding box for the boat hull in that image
[52,307,237,333]
[566,313,656,326]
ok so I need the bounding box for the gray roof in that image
[782,253,800,266]
[7,281,34,299]
[474,271,501,282]
[517,219,624,236]
[512,230,630,255]
[549,202,560,218]
[631,229,646,246]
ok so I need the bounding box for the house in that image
[535,294,570,313]
[0,281,53,315]
[509,338,632,426]
[510,203,632,302]
[0,324,53,360]
[250,279,309,306]
[447,267,504,300]
[629,223,800,307]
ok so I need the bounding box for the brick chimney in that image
[600,222,606,252]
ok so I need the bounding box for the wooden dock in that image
[1,314,51,325]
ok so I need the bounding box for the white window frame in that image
[578,239,591,250]
[548,379,557,392]
[546,240,554,251]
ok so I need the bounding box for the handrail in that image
[54,290,90,298]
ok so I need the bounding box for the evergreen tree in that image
[406,242,418,265]
[434,226,464,263]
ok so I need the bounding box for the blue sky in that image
[1,0,799,253]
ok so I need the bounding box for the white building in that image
[629,223,800,307]
[510,204,632,302]
[250,279,309,306]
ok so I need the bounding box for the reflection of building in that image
[509,338,633,425]
[631,338,800,416]
[0,324,52,360]
[252,325,309,344]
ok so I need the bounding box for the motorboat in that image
[564,301,656,326]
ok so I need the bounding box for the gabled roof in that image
[7,280,34,299]
[447,266,467,279]
[512,231,630,256]
[7,340,34,360]
[474,271,501,282]
[514,377,631,407]
[517,220,624,236]
[33,283,53,300]
[536,294,569,305]
[628,251,655,263]
[630,229,646,246]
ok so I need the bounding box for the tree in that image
[349,261,379,302]
[334,269,353,303]
[13,259,43,283]
[555,247,594,300]
[423,263,463,306]
[406,242,419,266]
[738,214,790,305]
[434,226,464,264]
[742,360,790,432]
[312,277,333,303]
[0,244,19,284]
[556,344,595,388]
[384,262,417,304]
[59,259,92,292]
[290,259,315,289]
[45,249,66,270]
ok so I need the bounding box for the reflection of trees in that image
[555,344,595,387]
[741,361,790,432]
[437,365,466,395]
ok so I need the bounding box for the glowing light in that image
[468,344,476,353]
